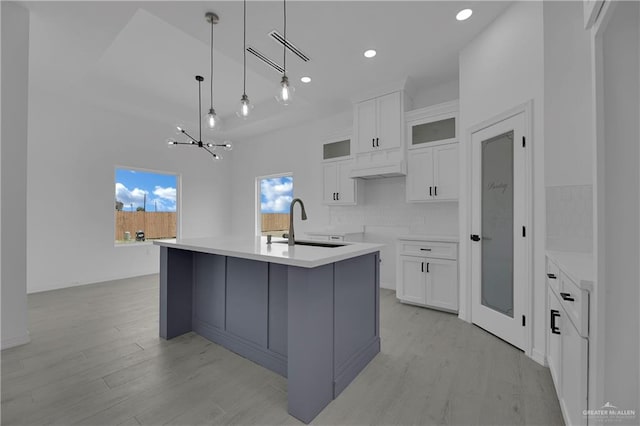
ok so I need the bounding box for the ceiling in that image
[22,1,511,141]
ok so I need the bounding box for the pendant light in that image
[204,12,219,129]
[275,0,294,105]
[237,0,253,118]
[167,75,232,160]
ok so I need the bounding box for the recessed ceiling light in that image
[364,49,377,58]
[456,9,473,21]
[300,76,311,83]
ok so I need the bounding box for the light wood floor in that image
[1,275,563,426]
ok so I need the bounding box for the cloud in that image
[153,186,176,202]
[115,182,148,207]
[261,177,293,213]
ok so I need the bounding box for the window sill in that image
[114,238,176,248]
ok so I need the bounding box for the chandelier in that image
[167,13,232,160]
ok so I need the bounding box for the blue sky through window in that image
[115,168,177,212]
[260,176,293,213]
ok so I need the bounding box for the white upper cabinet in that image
[405,101,459,202]
[321,134,358,205]
[355,91,403,153]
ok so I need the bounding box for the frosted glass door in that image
[481,131,514,317]
[470,111,527,351]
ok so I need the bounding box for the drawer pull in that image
[330,236,340,240]
[560,292,575,302]
[550,309,561,334]
[547,273,557,279]
[419,248,432,251]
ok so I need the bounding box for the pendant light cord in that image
[210,19,214,109]
[243,0,247,95]
[283,0,286,75]
[198,79,202,142]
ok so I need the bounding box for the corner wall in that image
[544,0,594,253]
[459,1,546,362]
[1,1,31,348]
[26,88,232,293]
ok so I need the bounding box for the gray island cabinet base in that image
[158,246,380,423]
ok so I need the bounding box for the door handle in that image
[376,137,379,147]
[332,192,336,200]
[426,262,430,273]
[560,292,575,302]
[421,262,424,273]
[550,309,561,334]
[434,186,438,196]
[547,273,557,279]
[372,138,375,148]
[429,186,432,196]
[470,234,481,241]
[336,192,339,201]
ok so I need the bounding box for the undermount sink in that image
[274,240,347,248]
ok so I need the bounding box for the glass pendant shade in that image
[276,75,295,105]
[237,94,253,119]
[204,108,218,130]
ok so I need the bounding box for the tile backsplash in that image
[328,177,459,236]
[546,185,593,253]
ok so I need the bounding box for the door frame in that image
[465,101,534,356]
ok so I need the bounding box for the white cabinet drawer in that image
[399,241,457,259]
[546,259,561,296]
[559,272,589,338]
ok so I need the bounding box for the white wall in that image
[230,80,459,289]
[544,0,594,253]
[601,0,639,412]
[459,1,546,363]
[26,88,232,293]
[1,1,31,349]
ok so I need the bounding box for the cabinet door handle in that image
[426,262,430,273]
[421,262,424,272]
[372,138,375,148]
[376,137,379,147]
[547,273,557,279]
[336,192,339,201]
[434,186,438,196]
[429,186,432,196]
[420,248,432,251]
[550,309,561,334]
[332,192,336,200]
[560,292,575,302]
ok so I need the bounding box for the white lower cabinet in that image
[546,254,591,426]
[397,239,458,312]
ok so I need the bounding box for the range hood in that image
[350,160,407,179]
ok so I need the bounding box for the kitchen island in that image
[153,236,383,423]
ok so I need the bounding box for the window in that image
[115,168,178,244]
[257,174,293,237]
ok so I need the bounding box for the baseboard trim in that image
[193,318,287,377]
[531,348,547,366]
[334,336,380,397]
[1,333,30,350]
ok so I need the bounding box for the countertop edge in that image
[546,250,595,291]
[153,239,384,268]
[397,235,459,243]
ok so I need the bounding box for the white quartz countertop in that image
[154,236,384,268]
[397,234,459,243]
[546,250,594,291]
